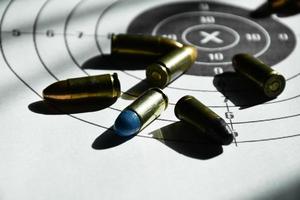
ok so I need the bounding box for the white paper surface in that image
[1,0,300,199]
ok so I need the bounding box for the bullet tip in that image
[42,81,69,101]
[114,109,141,137]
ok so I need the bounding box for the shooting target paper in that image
[1,0,300,199]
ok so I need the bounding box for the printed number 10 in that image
[209,53,224,61]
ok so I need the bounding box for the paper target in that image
[1,0,300,145]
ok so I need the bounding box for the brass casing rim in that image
[111,73,121,98]
[263,71,286,98]
[146,63,170,88]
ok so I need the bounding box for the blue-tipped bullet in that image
[114,88,168,137]
[114,109,141,137]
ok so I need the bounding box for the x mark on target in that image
[200,31,223,44]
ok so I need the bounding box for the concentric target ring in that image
[1,0,300,144]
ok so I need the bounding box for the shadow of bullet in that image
[92,127,134,150]
[121,79,153,100]
[150,122,223,160]
[82,54,155,71]
[28,98,117,115]
[213,72,274,109]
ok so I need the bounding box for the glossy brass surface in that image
[127,88,168,130]
[43,73,121,102]
[232,53,285,98]
[146,45,197,88]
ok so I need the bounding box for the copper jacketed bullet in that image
[43,73,121,102]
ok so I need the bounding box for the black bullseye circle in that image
[127,1,296,76]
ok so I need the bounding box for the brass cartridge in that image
[146,45,197,88]
[175,96,233,145]
[111,34,183,58]
[232,54,285,98]
[43,73,120,102]
[114,88,168,136]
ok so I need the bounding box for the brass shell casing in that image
[127,88,168,130]
[111,34,183,58]
[146,45,197,88]
[43,73,121,102]
[175,96,233,145]
[232,54,285,98]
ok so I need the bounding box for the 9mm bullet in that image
[111,34,198,88]
[43,73,121,102]
[232,54,286,98]
[146,45,197,88]
[114,88,168,137]
[175,95,233,145]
